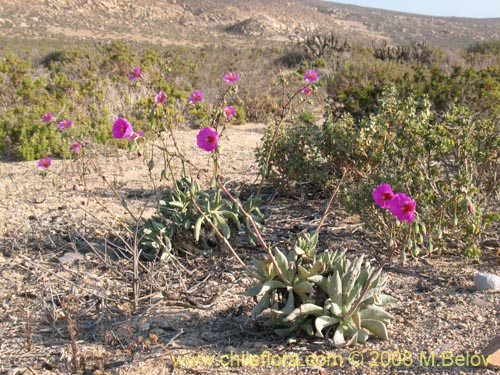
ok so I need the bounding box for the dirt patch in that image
[0,123,499,375]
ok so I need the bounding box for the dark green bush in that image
[258,85,500,257]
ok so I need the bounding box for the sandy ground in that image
[0,123,499,375]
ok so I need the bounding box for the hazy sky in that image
[327,0,500,18]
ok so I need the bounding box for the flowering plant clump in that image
[256,66,321,184]
[196,127,219,152]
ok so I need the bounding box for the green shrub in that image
[326,86,500,256]
[258,85,500,257]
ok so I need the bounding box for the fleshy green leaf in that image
[245,280,287,297]
[284,303,323,322]
[251,293,270,319]
[359,306,394,324]
[315,315,340,337]
[361,319,389,340]
[194,216,204,241]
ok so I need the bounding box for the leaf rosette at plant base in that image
[246,234,396,347]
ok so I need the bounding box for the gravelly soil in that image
[0,124,499,375]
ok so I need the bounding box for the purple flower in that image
[38,157,52,169]
[223,72,239,84]
[69,141,81,153]
[58,119,72,130]
[112,117,134,139]
[129,130,144,141]
[154,91,167,104]
[372,183,395,209]
[197,127,219,152]
[223,105,236,120]
[128,67,142,80]
[389,193,417,223]
[42,112,53,123]
[304,69,318,83]
[301,86,312,95]
[189,90,203,104]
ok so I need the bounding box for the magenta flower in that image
[129,130,144,141]
[389,193,416,223]
[223,72,239,84]
[38,157,52,169]
[128,67,142,80]
[197,127,219,152]
[304,70,318,83]
[154,91,167,104]
[301,86,312,95]
[42,112,53,123]
[69,141,81,153]
[58,119,72,130]
[373,183,395,209]
[112,117,133,139]
[189,90,203,104]
[223,105,236,120]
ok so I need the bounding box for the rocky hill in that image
[0,0,499,49]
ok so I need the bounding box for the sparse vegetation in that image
[1,1,500,374]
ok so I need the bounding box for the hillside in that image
[0,0,499,50]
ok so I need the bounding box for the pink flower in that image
[38,157,52,169]
[301,86,312,95]
[223,72,239,84]
[223,105,236,120]
[69,141,81,153]
[155,91,167,104]
[304,69,318,83]
[372,183,395,209]
[389,193,416,223]
[189,90,203,104]
[197,127,219,152]
[129,130,144,141]
[128,67,142,80]
[58,119,72,130]
[112,118,133,139]
[42,112,53,123]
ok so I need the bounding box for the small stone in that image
[433,343,453,355]
[471,298,494,309]
[481,336,500,368]
[58,251,84,265]
[474,273,500,291]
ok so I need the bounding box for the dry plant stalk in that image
[61,297,83,373]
